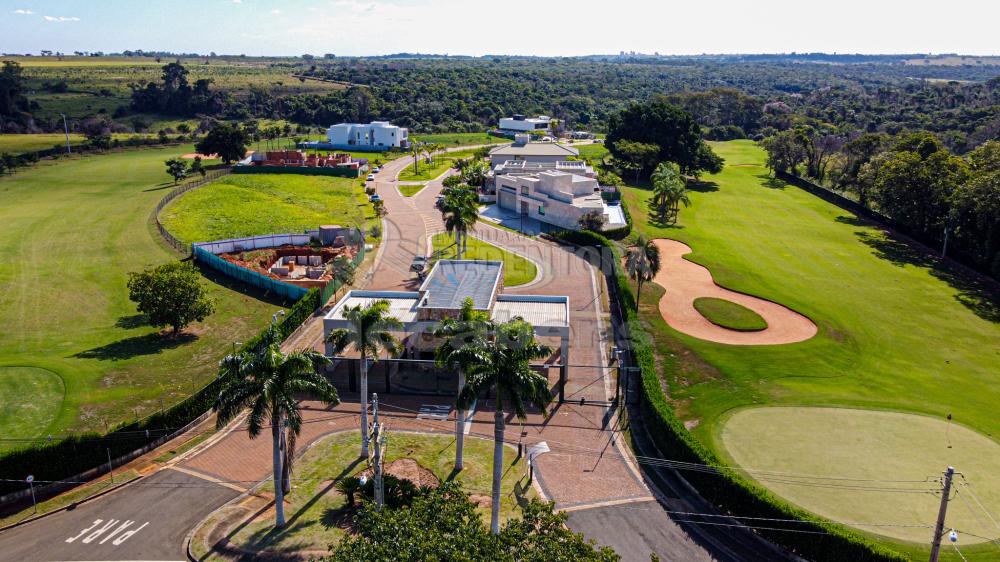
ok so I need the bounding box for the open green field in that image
[692,297,767,331]
[159,173,373,244]
[432,233,537,287]
[571,142,610,163]
[623,140,1000,556]
[0,146,279,442]
[13,56,346,122]
[227,431,532,555]
[0,133,85,154]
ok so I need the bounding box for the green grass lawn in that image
[0,146,279,442]
[398,149,479,182]
[692,297,767,331]
[624,140,1000,556]
[431,233,537,286]
[410,132,509,147]
[571,142,610,164]
[399,182,429,197]
[0,133,86,154]
[159,173,372,244]
[228,431,533,555]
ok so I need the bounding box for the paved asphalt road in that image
[0,469,238,562]
[567,500,718,562]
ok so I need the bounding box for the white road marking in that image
[65,518,149,546]
[417,404,451,420]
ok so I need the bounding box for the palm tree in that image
[650,161,689,224]
[625,236,661,304]
[214,324,338,529]
[440,186,479,258]
[447,317,551,534]
[325,299,402,457]
[433,297,490,471]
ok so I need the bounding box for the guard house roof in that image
[488,143,579,158]
[325,291,422,323]
[418,260,503,310]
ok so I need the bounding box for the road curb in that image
[0,473,144,534]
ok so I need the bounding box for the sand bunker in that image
[652,239,817,345]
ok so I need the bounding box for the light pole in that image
[60,114,71,154]
[26,475,36,513]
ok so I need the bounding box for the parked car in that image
[369,194,381,202]
[372,166,380,173]
[593,138,604,143]
[366,173,375,181]
[410,255,429,273]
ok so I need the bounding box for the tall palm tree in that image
[326,299,402,457]
[433,297,490,471]
[441,186,479,258]
[651,161,689,223]
[625,236,662,304]
[214,324,338,529]
[447,317,551,534]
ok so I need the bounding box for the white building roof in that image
[489,143,578,158]
[325,291,421,323]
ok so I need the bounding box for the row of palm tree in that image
[214,296,550,536]
[440,184,479,259]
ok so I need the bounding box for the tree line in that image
[762,129,1000,277]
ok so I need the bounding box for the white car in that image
[372,166,381,173]
[366,174,375,182]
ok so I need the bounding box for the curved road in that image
[0,145,738,562]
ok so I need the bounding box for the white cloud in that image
[11,9,34,15]
[271,8,281,14]
[232,0,242,3]
[43,15,80,22]
[332,0,378,13]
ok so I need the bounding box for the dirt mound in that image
[360,458,440,489]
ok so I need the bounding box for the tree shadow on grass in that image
[856,230,1000,323]
[142,183,177,192]
[834,215,869,228]
[194,262,290,308]
[74,332,198,361]
[756,174,787,190]
[687,179,719,193]
[114,314,148,329]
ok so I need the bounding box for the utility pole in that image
[371,393,384,510]
[60,114,71,154]
[929,466,956,562]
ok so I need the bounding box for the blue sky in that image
[2,0,999,57]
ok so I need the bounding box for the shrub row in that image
[547,229,909,562]
[0,288,322,499]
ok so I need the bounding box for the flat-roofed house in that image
[324,260,573,400]
[495,170,626,231]
[487,135,578,167]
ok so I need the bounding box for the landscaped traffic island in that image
[431,232,538,286]
[201,431,533,558]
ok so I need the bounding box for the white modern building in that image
[496,170,626,231]
[487,135,578,167]
[499,115,551,133]
[325,121,409,151]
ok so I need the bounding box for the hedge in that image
[546,229,909,562]
[0,288,322,498]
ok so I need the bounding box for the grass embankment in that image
[623,140,1000,558]
[398,149,477,182]
[692,297,767,331]
[159,173,373,244]
[431,233,537,287]
[0,146,278,442]
[227,431,532,555]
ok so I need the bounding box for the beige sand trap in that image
[652,239,817,345]
[180,152,216,159]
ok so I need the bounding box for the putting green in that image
[0,367,64,439]
[720,407,1000,544]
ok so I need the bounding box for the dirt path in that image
[652,239,817,345]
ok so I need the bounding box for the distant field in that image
[904,56,1000,66]
[0,133,84,154]
[0,146,278,441]
[160,173,372,244]
[572,142,609,163]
